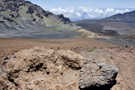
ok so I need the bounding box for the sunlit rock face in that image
[0,47,119,90]
[0,47,84,90]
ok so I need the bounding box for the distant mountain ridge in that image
[75,10,135,46]
[49,8,134,21]
[76,10,135,35]
[0,0,78,38]
[104,10,135,23]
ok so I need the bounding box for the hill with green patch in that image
[0,0,79,38]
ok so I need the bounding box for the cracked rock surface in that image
[79,60,119,90]
[0,47,119,90]
[0,47,83,90]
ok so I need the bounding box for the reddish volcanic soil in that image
[0,38,114,63]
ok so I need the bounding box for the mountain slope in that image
[0,0,78,38]
[105,10,135,23]
[76,10,135,35]
[75,10,135,46]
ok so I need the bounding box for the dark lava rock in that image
[101,30,120,36]
[79,61,119,90]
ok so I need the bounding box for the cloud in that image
[76,12,81,17]
[49,7,134,21]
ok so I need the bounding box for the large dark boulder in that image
[79,61,119,90]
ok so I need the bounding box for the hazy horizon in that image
[28,0,135,21]
[29,0,135,9]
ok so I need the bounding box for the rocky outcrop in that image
[79,60,119,90]
[0,47,119,90]
[0,47,83,90]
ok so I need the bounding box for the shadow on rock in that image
[80,80,117,90]
[79,61,119,90]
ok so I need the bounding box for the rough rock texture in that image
[80,47,135,90]
[0,47,119,90]
[0,47,84,90]
[79,60,119,90]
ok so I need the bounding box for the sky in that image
[28,0,135,20]
[29,0,135,9]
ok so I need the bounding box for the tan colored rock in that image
[0,47,84,90]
